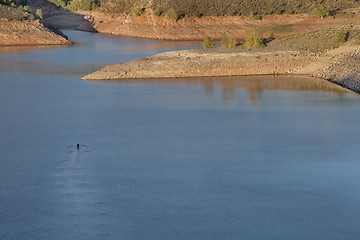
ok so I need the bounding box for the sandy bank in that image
[82,45,360,94]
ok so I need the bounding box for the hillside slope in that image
[101,0,360,16]
[0,5,71,46]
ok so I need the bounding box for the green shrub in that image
[99,0,359,18]
[336,30,347,43]
[221,33,228,47]
[252,15,262,20]
[35,8,42,19]
[91,2,97,10]
[203,36,214,48]
[276,9,284,15]
[82,0,92,11]
[193,12,201,17]
[244,29,265,48]
[357,35,360,45]
[221,32,237,48]
[131,7,143,16]
[0,4,24,19]
[14,10,25,20]
[66,0,80,12]
[313,5,329,18]
[52,0,66,8]
[347,11,355,18]
[153,9,160,16]
[166,8,178,20]
[28,13,35,20]
[23,5,31,12]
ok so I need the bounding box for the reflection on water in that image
[98,75,352,105]
[0,30,202,76]
[116,38,202,51]
[0,44,70,54]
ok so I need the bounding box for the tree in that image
[35,9,43,19]
[203,36,214,48]
[91,2,97,10]
[221,32,237,48]
[82,0,92,11]
[23,5,31,13]
[28,14,35,20]
[244,29,265,48]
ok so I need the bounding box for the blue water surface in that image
[1,31,360,240]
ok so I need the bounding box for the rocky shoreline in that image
[312,47,360,93]
[82,45,360,94]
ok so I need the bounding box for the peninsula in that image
[82,22,360,94]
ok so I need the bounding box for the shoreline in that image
[0,42,72,47]
[82,45,360,94]
[0,19,71,46]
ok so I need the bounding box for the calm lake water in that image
[1,31,360,240]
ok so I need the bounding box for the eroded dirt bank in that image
[83,12,360,40]
[85,13,303,40]
[82,45,360,94]
[0,19,71,46]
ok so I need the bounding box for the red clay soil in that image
[85,11,360,40]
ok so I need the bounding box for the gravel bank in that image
[82,48,316,80]
[313,46,360,93]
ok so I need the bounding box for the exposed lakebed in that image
[1,31,360,240]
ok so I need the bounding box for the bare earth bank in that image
[0,19,71,46]
[82,45,360,94]
[82,12,360,40]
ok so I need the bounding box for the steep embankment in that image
[0,5,71,46]
[101,0,359,17]
[86,13,306,40]
[84,10,360,40]
[0,19,71,46]
[313,46,360,93]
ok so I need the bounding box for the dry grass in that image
[0,5,27,20]
[271,23,360,52]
